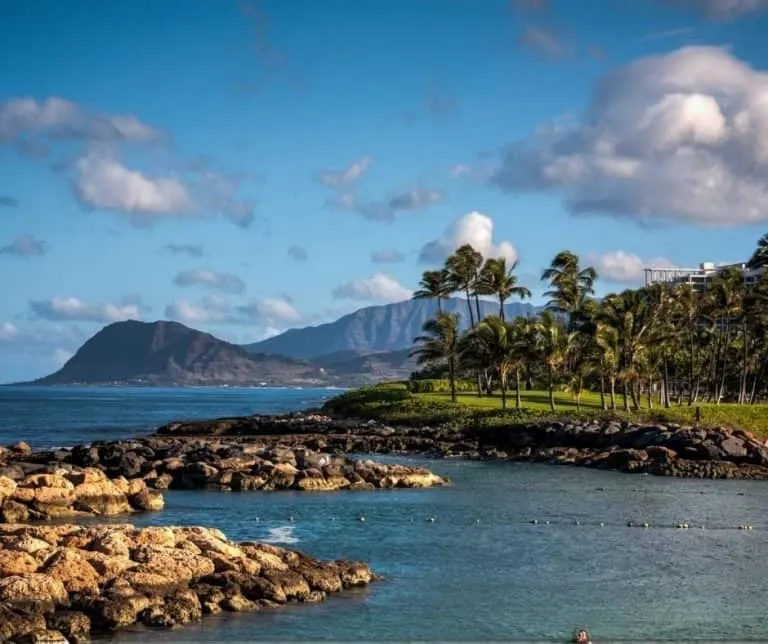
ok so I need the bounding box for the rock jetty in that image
[154,412,768,479]
[0,466,164,524]
[0,523,376,642]
[1,437,448,496]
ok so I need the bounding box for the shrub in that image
[407,379,476,394]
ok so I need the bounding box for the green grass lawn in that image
[323,382,768,436]
[419,390,768,435]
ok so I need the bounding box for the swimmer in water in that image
[574,628,592,644]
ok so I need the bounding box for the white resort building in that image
[643,262,765,291]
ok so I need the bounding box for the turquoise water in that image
[3,387,768,642]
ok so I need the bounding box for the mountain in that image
[312,348,417,383]
[26,320,329,387]
[244,297,539,358]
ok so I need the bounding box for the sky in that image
[2,0,768,382]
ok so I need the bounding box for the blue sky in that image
[2,0,768,382]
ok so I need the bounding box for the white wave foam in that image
[261,525,300,544]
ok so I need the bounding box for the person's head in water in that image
[575,629,590,643]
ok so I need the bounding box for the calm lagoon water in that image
[2,386,768,642]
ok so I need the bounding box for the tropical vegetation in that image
[409,237,768,416]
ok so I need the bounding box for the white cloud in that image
[238,297,301,325]
[332,273,412,303]
[52,348,74,367]
[75,153,192,217]
[418,211,518,265]
[517,25,569,59]
[165,243,205,257]
[493,46,768,227]
[30,296,141,323]
[173,269,245,294]
[74,153,255,227]
[0,322,19,341]
[165,295,301,328]
[164,296,230,325]
[0,235,47,258]
[0,97,160,142]
[316,155,372,188]
[587,251,677,285]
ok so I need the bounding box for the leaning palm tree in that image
[747,232,768,270]
[541,250,598,326]
[446,244,484,326]
[459,315,522,409]
[413,269,451,313]
[534,311,571,412]
[409,312,462,402]
[477,257,531,321]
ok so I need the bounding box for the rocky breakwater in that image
[6,437,448,493]
[0,442,164,523]
[158,413,768,480]
[0,523,376,642]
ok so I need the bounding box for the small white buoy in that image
[627,521,634,527]
[427,517,436,523]
[574,520,580,526]
[599,522,605,527]
[643,522,649,528]
[531,519,538,525]
[475,519,480,523]
[359,516,366,522]
[545,520,550,525]
[289,516,295,522]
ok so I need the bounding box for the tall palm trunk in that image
[499,295,506,322]
[622,379,630,411]
[474,293,482,326]
[739,322,749,404]
[448,356,457,403]
[609,375,617,410]
[437,296,443,314]
[464,289,475,327]
[716,320,733,404]
[548,364,556,412]
[599,371,606,411]
[500,374,507,410]
[515,368,522,409]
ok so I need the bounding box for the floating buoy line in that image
[259,514,762,532]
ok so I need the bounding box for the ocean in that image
[3,386,768,642]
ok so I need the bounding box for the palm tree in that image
[409,312,462,402]
[477,257,532,321]
[541,250,598,324]
[534,311,571,412]
[413,269,451,313]
[446,244,483,326]
[460,315,523,409]
[596,322,620,410]
[747,233,768,270]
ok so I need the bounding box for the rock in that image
[0,573,68,612]
[0,550,39,576]
[42,548,100,595]
[17,628,69,643]
[46,611,91,644]
[0,604,47,641]
[720,437,748,460]
[129,488,165,511]
[1,498,30,522]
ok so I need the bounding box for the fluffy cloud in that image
[371,249,406,264]
[492,46,768,227]
[316,156,372,188]
[287,244,308,262]
[418,212,518,265]
[0,97,160,142]
[449,164,471,178]
[165,295,301,327]
[587,251,677,285]
[668,0,768,19]
[238,297,301,325]
[30,296,141,323]
[164,296,230,325]
[0,322,19,341]
[74,153,255,227]
[165,243,205,257]
[332,273,412,303]
[0,235,47,258]
[75,153,192,217]
[173,269,245,294]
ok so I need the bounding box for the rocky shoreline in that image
[1,436,448,497]
[0,523,376,642]
[153,411,768,479]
